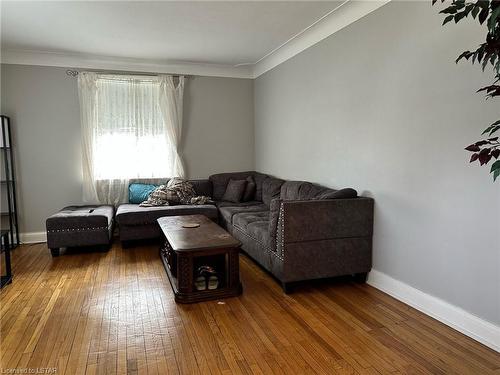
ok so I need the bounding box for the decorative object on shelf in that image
[433,0,500,181]
[1,115,20,248]
[0,230,12,288]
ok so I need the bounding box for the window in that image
[92,76,173,180]
[78,72,184,204]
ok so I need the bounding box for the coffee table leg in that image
[177,253,192,294]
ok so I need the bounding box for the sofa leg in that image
[99,244,111,252]
[121,240,133,249]
[354,272,368,283]
[282,282,292,294]
[50,248,60,257]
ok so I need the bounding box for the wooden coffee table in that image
[158,214,242,303]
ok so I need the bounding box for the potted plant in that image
[433,0,500,180]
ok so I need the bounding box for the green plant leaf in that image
[464,3,474,16]
[483,123,500,136]
[454,11,467,23]
[478,7,489,24]
[482,123,495,135]
[490,126,500,136]
[443,14,454,25]
[493,168,500,181]
[490,159,500,172]
[488,6,500,31]
[490,161,500,180]
[440,6,458,14]
[456,50,472,63]
[472,5,481,18]
[477,48,485,63]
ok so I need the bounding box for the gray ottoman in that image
[46,205,114,256]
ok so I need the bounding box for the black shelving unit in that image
[1,115,20,249]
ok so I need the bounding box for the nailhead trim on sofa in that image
[47,226,109,233]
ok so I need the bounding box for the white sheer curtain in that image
[159,75,185,177]
[78,72,185,205]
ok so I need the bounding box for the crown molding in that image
[1,1,390,79]
[0,49,254,79]
[252,0,390,78]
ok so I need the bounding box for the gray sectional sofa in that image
[115,171,374,291]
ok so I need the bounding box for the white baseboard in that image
[368,269,500,353]
[20,231,47,244]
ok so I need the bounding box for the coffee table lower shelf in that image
[160,249,242,304]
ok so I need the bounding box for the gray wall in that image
[183,75,254,178]
[0,64,254,233]
[254,2,500,325]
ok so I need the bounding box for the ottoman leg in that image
[282,282,293,294]
[121,240,133,249]
[50,248,60,257]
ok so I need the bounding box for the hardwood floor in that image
[0,243,499,374]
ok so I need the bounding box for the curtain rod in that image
[65,69,191,78]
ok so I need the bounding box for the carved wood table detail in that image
[158,214,242,303]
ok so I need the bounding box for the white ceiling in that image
[0,1,388,78]
[1,1,340,65]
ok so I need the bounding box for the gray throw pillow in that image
[242,176,256,202]
[316,188,357,200]
[222,179,247,203]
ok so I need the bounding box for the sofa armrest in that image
[280,197,374,243]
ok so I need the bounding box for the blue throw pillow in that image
[129,183,158,204]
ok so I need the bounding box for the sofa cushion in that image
[252,173,268,202]
[245,221,271,248]
[209,172,268,201]
[222,179,247,203]
[116,203,218,226]
[190,179,213,197]
[316,188,357,200]
[232,211,271,248]
[209,172,254,201]
[218,202,267,226]
[280,181,328,201]
[279,181,301,201]
[129,183,158,204]
[299,182,328,200]
[46,205,114,231]
[242,176,256,202]
[262,177,285,206]
[233,211,270,231]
